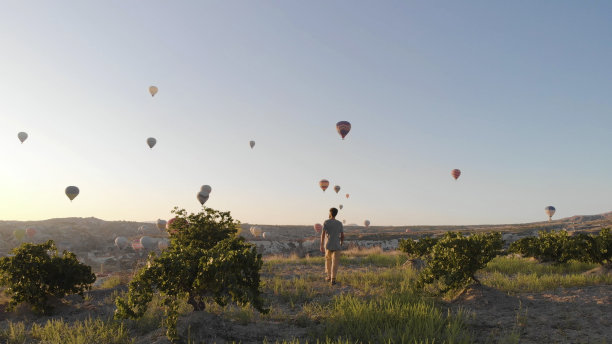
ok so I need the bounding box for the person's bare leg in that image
[325,249,332,281]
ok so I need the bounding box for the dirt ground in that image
[451,284,612,344]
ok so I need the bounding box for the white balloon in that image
[114,236,129,249]
[200,185,212,194]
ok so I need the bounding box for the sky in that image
[1,1,611,226]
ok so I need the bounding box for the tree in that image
[417,232,503,294]
[398,236,438,258]
[115,207,267,341]
[0,240,96,314]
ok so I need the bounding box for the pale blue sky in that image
[1,1,611,225]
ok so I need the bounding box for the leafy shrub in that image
[417,232,503,293]
[509,228,612,264]
[115,207,267,341]
[398,236,438,258]
[0,240,96,314]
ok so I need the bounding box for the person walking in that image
[320,207,344,285]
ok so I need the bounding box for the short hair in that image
[329,208,338,217]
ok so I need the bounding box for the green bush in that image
[115,207,267,341]
[417,232,503,293]
[509,228,612,264]
[398,236,438,258]
[0,240,96,314]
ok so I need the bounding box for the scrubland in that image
[0,246,610,343]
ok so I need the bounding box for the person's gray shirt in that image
[323,218,343,251]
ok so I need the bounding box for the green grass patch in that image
[315,293,472,344]
[338,267,417,295]
[483,256,598,275]
[1,317,133,344]
[0,321,28,344]
[96,276,123,289]
[340,253,408,267]
[266,276,320,306]
[481,271,612,292]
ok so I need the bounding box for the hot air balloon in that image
[13,229,25,242]
[339,204,343,210]
[147,137,157,149]
[336,121,351,140]
[545,206,556,221]
[156,219,167,232]
[149,86,158,97]
[197,185,212,205]
[364,220,370,228]
[346,194,349,199]
[451,169,461,180]
[132,240,144,251]
[65,186,79,201]
[334,185,341,194]
[138,225,151,235]
[140,236,157,250]
[158,239,169,250]
[250,226,262,237]
[342,219,346,224]
[197,192,209,205]
[17,132,28,143]
[319,179,329,192]
[200,185,212,194]
[115,236,129,249]
[262,232,270,239]
[314,223,323,233]
[250,140,255,149]
[25,228,36,238]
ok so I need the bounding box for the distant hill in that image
[1,211,611,254]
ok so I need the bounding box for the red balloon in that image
[319,179,329,191]
[336,121,351,140]
[132,240,144,251]
[166,217,189,235]
[451,169,461,180]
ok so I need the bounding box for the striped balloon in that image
[132,241,144,251]
[319,179,329,191]
[451,169,461,180]
[334,185,341,193]
[336,121,351,140]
